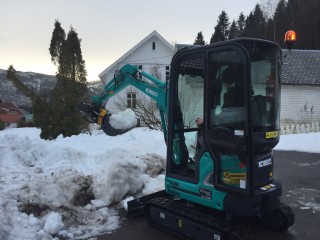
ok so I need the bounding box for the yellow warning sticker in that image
[266,131,279,139]
[223,172,246,185]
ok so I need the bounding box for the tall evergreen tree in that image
[210,11,230,43]
[59,27,87,83]
[244,4,266,38]
[289,0,320,49]
[237,12,246,37]
[273,0,291,48]
[228,20,238,40]
[49,20,66,66]
[39,20,89,140]
[193,31,206,45]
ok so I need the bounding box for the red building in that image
[0,101,24,128]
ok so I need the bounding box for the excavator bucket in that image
[79,102,137,136]
[101,114,133,136]
[101,109,137,136]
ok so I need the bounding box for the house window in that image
[166,66,170,81]
[152,42,156,50]
[127,92,137,109]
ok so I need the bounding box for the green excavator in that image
[80,34,296,240]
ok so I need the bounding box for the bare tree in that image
[113,87,162,130]
[260,0,279,20]
[149,65,162,80]
[260,0,280,40]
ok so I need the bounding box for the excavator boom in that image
[80,64,168,138]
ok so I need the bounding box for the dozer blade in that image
[101,114,134,136]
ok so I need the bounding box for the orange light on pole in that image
[284,30,296,50]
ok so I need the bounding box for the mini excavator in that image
[80,33,297,240]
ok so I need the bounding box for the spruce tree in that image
[210,11,230,43]
[49,20,66,66]
[244,4,266,38]
[194,31,206,45]
[45,20,89,139]
[273,0,291,48]
[237,12,246,37]
[228,20,238,40]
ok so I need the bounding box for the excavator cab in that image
[166,39,288,221]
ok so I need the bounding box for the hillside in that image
[0,69,104,109]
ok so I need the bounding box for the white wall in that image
[281,85,320,123]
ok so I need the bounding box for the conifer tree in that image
[193,31,206,45]
[6,65,34,99]
[237,12,246,37]
[40,20,89,140]
[244,4,266,38]
[228,20,238,40]
[273,0,291,47]
[210,11,230,43]
[49,20,66,66]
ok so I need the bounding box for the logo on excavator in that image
[258,158,272,168]
[146,88,158,97]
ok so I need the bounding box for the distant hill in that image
[0,69,104,109]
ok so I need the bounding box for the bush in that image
[18,121,36,128]
[0,119,4,130]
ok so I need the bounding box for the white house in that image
[99,30,174,115]
[280,49,320,125]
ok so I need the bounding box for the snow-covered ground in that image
[0,124,319,240]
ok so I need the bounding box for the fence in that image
[280,121,320,135]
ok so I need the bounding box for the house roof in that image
[99,30,174,80]
[0,102,24,123]
[281,49,320,86]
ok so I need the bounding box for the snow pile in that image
[275,132,320,153]
[0,127,166,239]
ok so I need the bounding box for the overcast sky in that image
[0,0,260,81]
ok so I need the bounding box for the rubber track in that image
[278,202,295,227]
[146,196,254,240]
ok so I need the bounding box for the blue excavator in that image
[80,33,296,240]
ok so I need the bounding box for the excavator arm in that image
[81,64,168,140]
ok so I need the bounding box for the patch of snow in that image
[44,212,64,234]
[289,188,320,212]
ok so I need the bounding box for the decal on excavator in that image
[258,158,272,168]
[266,131,279,139]
[146,88,158,97]
[222,172,246,185]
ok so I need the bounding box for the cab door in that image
[205,45,253,195]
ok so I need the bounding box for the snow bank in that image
[0,127,166,239]
[275,132,320,153]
